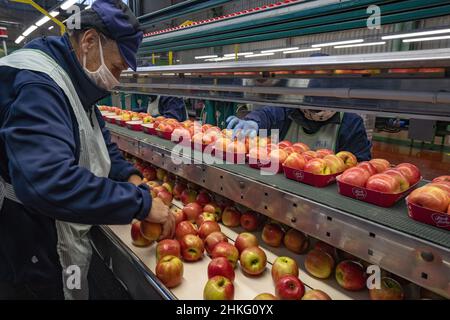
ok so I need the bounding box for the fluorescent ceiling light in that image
[261,47,299,53]
[382,28,450,40]
[60,0,78,10]
[205,56,237,61]
[403,35,450,43]
[224,52,253,57]
[195,55,218,59]
[48,26,54,30]
[284,48,322,54]
[22,25,38,36]
[15,35,25,44]
[312,39,364,48]
[244,52,275,58]
[334,41,386,48]
[35,11,59,27]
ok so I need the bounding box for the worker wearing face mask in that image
[0,0,175,300]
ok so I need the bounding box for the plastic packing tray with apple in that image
[283,164,341,188]
[215,149,246,164]
[247,156,283,174]
[142,123,157,135]
[126,120,143,132]
[105,115,122,124]
[406,199,450,231]
[336,175,421,208]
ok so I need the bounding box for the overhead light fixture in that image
[402,35,450,43]
[261,47,299,53]
[35,11,59,27]
[224,52,254,57]
[312,39,364,48]
[205,56,237,61]
[60,0,78,10]
[334,41,386,48]
[22,25,38,36]
[15,35,25,44]
[195,55,218,59]
[48,26,54,30]
[283,48,322,54]
[382,28,450,40]
[244,52,275,58]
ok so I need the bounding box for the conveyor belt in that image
[107,124,449,249]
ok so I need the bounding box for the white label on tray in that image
[352,187,367,199]
[431,213,450,227]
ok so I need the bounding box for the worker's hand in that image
[226,116,259,139]
[128,174,143,186]
[145,197,175,240]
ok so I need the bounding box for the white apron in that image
[0,49,111,300]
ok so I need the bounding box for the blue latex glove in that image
[226,116,259,139]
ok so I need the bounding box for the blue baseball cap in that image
[91,0,143,71]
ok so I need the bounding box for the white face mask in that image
[83,38,120,91]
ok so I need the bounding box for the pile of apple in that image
[408,175,450,214]
[340,159,421,193]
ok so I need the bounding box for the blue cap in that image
[92,0,143,71]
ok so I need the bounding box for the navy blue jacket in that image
[132,95,187,122]
[0,35,151,285]
[245,107,372,161]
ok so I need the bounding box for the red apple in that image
[173,182,186,200]
[408,185,450,212]
[275,275,305,300]
[369,277,404,300]
[180,234,204,262]
[240,211,259,231]
[272,256,299,282]
[222,207,241,227]
[302,150,318,162]
[357,161,377,176]
[142,166,157,181]
[324,155,346,174]
[182,202,203,223]
[336,151,357,169]
[283,229,309,254]
[239,246,267,276]
[278,140,293,149]
[369,158,390,173]
[340,167,371,187]
[131,221,152,247]
[170,207,185,225]
[395,163,421,185]
[205,231,228,255]
[234,232,259,255]
[305,249,335,279]
[433,176,450,184]
[292,142,310,154]
[254,293,278,300]
[383,169,410,192]
[156,239,181,261]
[304,158,331,175]
[155,255,183,288]
[314,241,338,261]
[175,221,198,240]
[302,289,332,300]
[315,149,334,158]
[335,260,367,291]
[428,182,450,196]
[180,189,198,205]
[366,173,401,194]
[262,223,284,247]
[208,257,235,281]
[203,276,234,300]
[196,211,218,227]
[156,168,167,181]
[140,221,162,241]
[196,191,212,207]
[161,182,174,194]
[198,221,221,239]
[203,202,222,219]
[283,152,307,170]
[448,203,450,214]
[157,189,173,206]
[212,242,239,268]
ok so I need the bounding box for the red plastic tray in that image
[336,176,419,207]
[126,121,143,131]
[141,123,156,135]
[155,129,172,140]
[283,165,340,188]
[117,119,128,127]
[215,149,246,164]
[406,200,450,230]
[247,157,283,174]
[105,115,121,124]
[191,141,210,152]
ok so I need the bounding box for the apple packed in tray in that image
[337,160,422,207]
[406,175,450,230]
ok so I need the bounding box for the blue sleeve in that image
[336,113,372,161]
[94,108,143,182]
[1,81,151,225]
[244,107,291,130]
[158,96,187,122]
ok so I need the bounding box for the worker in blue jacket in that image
[0,0,174,299]
[144,95,188,122]
[227,54,372,161]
